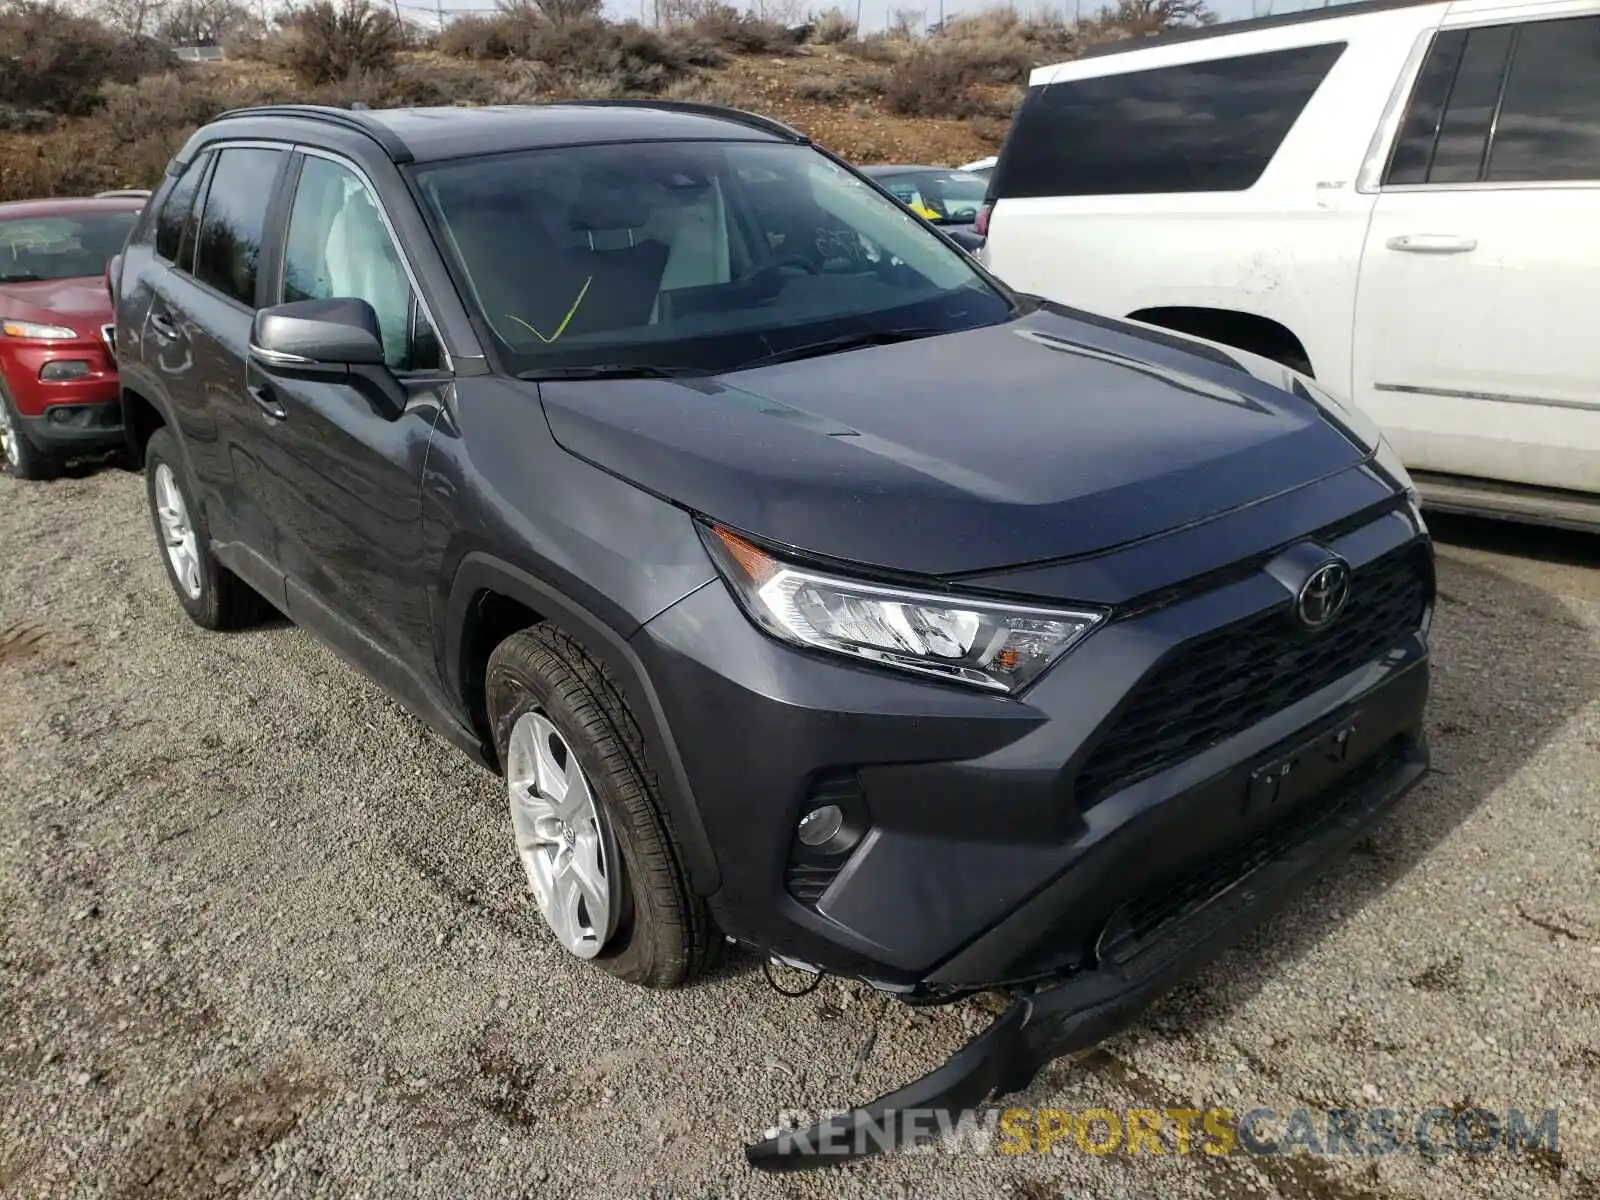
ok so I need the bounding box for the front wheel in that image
[0,382,59,481]
[487,625,716,987]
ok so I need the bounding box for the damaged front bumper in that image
[746,735,1429,1172]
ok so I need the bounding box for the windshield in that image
[874,170,989,224]
[413,141,1012,375]
[0,211,135,283]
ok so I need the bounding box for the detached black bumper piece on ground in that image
[747,721,1428,1171]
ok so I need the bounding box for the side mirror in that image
[250,297,386,370]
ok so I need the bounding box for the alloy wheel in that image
[153,463,201,600]
[506,710,619,958]
[0,400,17,472]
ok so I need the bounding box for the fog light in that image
[40,360,90,382]
[796,804,845,848]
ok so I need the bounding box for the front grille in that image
[1073,543,1431,806]
[1097,736,1409,967]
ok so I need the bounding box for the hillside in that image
[0,0,1197,201]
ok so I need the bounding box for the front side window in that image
[281,155,431,370]
[1488,15,1600,182]
[414,140,1009,375]
[155,153,209,265]
[993,43,1346,199]
[193,147,284,307]
[0,210,137,284]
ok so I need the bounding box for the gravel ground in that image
[2,467,1597,1200]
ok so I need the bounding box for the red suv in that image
[0,195,144,479]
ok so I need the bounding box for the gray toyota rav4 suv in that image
[110,101,1434,1168]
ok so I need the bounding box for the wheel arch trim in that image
[443,551,722,895]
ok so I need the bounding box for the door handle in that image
[1386,234,1478,254]
[148,311,180,340]
[247,383,287,422]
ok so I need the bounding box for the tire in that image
[487,624,716,987]
[0,381,59,481]
[143,427,264,631]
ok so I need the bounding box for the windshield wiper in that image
[729,327,948,372]
[0,273,43,283]
[517,363,711,381]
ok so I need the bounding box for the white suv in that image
[979,0,1600,529]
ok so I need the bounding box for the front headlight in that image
[2,319,78,340]
[700,525,1105,693]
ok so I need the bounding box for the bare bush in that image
[698,6,795,53]
[277,0,406,85]
[843,31,898,61]
[792,67,885,102]
[436,12,524,59]
[520,18,698,94]
[807,6,855,43]
[98,72,223,144]
[876,50,972,116]
[660,72,740,105]
[928,8,1076,83]
[967,112,1008,144]
[0,2,174,116]
[1089,0,1215,37]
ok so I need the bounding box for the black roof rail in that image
[556,99,808,143]
[211,104,414,162]
[1075,0,1446,61]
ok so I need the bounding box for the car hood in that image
[538,307,1369,577]
[0,276,112,325]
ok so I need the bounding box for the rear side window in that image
[1487,15,1600,182]
[1387,16,1600,186]
[992,43,1346,198]
[154,153,209,265]
[1427,26,1513,183]
[1385,31,1466,185]
[193,147,285,307]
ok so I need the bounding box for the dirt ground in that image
[2,466,1598,1199]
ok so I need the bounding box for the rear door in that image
[152,143,292,601]
[1352,4,1600,492]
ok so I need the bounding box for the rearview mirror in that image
[250,297,386,369]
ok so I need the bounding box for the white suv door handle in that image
[1387,234,1478,254]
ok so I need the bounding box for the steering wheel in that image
[751,254,821,280]
[745,253,821,301]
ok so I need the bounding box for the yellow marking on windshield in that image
[507,276,593,344]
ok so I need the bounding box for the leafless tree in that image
[94,0,172,36]
[160,0,252,43]
[887,6,922,38]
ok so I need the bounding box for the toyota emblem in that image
[1296,560,1351,631]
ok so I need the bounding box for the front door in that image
[245,151,448,707]
[1352,8,1600,492]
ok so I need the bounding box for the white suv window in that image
[1488,15,1600,182]
[994,43,1346,198]
[1387,15,1600,187]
